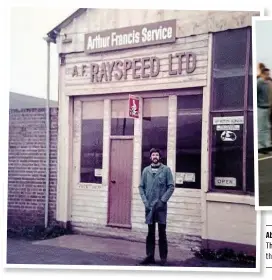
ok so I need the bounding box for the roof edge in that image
[47,8,87,43]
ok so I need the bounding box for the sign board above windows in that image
[84,20,176,54]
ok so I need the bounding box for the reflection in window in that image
[80,101,104,183]
[142,98,168,170]
[176,95,202,189]
[111,100,134,136]
[212,28,247,110]
[213,77,245,109]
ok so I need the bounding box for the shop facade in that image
[48,9,259,253]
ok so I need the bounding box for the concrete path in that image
[6,234,254,268]
[6,234,193,266]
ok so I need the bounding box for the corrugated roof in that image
[47,8,87,43]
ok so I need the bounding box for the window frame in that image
[175,93,203,189]
[80,101,104,184]
[209,27,253,194]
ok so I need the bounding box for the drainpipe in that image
[43,36,54,228]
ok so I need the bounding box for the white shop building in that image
[46,8,259,254]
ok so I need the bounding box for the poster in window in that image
[175,173,184,184]
[214,177,237,187]
[213,116,244,125]
[216,125,240,131]
[211,114,243,190]
[128,95,140,119]
[95,169,102,177]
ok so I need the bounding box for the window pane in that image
[246,111,254,193]
[142,98,168,169]
[176,108,202,189]
[211,112,244,191]
[80,101,104,183]
[177,94,203,110]
[213,76,245,109]
[111,100,134,135]
[82,101,104,119]
[212,29,247,110]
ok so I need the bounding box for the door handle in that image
[111,180,116,184]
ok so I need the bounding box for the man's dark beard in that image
[151,159,160,165]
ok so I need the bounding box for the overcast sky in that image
[256,19,272,70]
[10,7,75,101]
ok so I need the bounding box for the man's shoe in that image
[160,259,167,266]
[139,256,156,265]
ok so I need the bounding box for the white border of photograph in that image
[2,0,264,275]
[253,16,272,211]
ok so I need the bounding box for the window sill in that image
[206,191,255,206]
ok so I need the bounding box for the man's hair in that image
[259,62,266,70]
[261,67,270,74]
[149,148,161,157]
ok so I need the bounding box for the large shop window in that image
[176,94,203,189]
[210,27,254,194]
[142,98,168,170]
[80,101,104,183]
[111,99,134,136]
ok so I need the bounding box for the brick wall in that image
[8,108,58,229]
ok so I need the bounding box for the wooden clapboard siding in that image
[132,187,201,198]
[66,58,208,72]
[132,195,200,205]
[132,216,201,229]
[70,216,105,224]
[72,205,107,214]
[57,9,259,54]
[71,186,107,224]
[65,79,207,96]
[132,188,202,236]
[71,221,202,249]
[131,222,202,236]
[132,199,200,211]
[65,62,208,79]
[63,34,208,94]
[65,68,207,85]
[66,73,207,89]
[65,64,207,83]
[132,206,201,217]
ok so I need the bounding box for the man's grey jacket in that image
[139,164,175,224]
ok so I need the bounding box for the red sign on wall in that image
[128,95,140,119]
